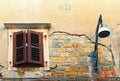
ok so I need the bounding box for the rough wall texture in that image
[49,31,116,77]
[0,30,117,79]
[0,0,120,79]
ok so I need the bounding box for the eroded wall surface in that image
[0,0,120,78]
[49,31,116,77]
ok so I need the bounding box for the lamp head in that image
[98,26,110,38]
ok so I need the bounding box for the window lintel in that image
[4,23,51,29]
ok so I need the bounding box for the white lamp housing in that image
[98,26,110,38]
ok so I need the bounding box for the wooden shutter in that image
[13,31,27,66]
[28,30,44,66]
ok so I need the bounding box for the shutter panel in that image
[13,31,27,66]
[28,30,44,66]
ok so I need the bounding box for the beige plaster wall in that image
[0,0,120,33]
[0,0,120,76]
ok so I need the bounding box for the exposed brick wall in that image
[0,31,116,78]
[49,31,116,77]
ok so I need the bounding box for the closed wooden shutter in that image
[13,31,27,66]
[28,30,44,66]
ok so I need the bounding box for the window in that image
[13,30,44,67]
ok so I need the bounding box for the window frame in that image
[4,23,51,69]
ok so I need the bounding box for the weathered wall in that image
[49,31,116,77]
[0,0,120,33]
[0,0,120,78]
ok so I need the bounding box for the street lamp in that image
[91,14,111,70]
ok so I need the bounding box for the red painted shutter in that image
[13,31,27,66]
[28,30,44,66]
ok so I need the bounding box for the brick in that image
[51,57,66,62]
[64,39,71,43]
[57,48,66,52]
[69,53,76,57]
[52,43,63,48]
[83,47,91,53]
[51,72,64,76]
[56,66,66,71]
[64,71,78,76]
[77,72,82,76]
[80,67,88,72]
[81,72,88,76]
[101,66,113,71]
[78,71,88,76]
[64,42,73,48]
[100,70,116,77]
[68,57,79,63]
[79,52,88,57]
[79,57,87,63]
[49,51,60,57]
[73,43,80,48]
[61,53,69,57]
[98,47,102,55]
[68,66,80,71]
[66,48,75,52]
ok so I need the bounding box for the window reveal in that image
[13,30,44,67]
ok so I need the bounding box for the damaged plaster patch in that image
[58,4,71,11]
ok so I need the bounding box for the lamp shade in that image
[98,26,110,38]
